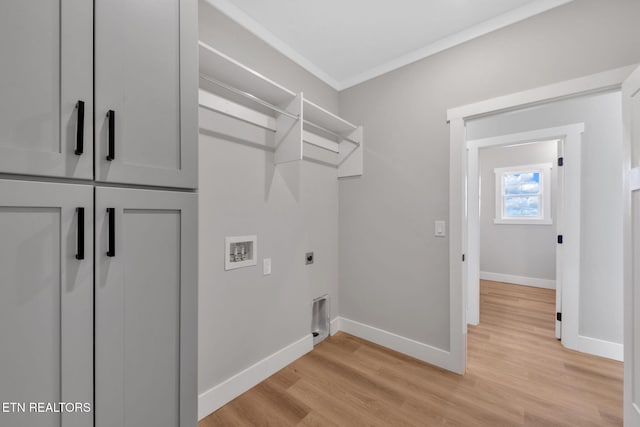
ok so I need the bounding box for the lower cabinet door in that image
[95,187,197,427]
[0,179,93,427]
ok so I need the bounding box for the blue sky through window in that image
[503,172,540,195]
[503,171,541,217]
[504,196,539,217]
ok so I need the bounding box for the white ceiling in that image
[206,0,573,90]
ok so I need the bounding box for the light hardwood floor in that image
[200,280,623,426]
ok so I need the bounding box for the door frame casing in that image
[447,64,637,374]
[465,125,582,335]
[622,66,640,424]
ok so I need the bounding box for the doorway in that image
[465,126,582,350]
[447,66,635,375]
[464,90,625,363]
[473,138,560,328]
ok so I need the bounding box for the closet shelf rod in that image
[200,73,360,146]
[199,73,298,120]
[302,120,360,146]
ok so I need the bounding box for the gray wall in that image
[338,0,640,351]
[198,1,340,395]
[467,90,624,344]
[479,141,557,282]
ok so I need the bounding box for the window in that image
[494,163,552,225]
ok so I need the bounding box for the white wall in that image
[479,141,557,285]
[467,90,624,345]
[198,0,340,411]
[338,0,640,354]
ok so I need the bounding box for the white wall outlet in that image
[263,258,271,275]
[435,220,446,237]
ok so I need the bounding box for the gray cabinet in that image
[1,1,198,425]
[0,179,93,427]
[95,187,197,427]
[94,0,198,189]
[0,1,93,180]
[0,0,198,188]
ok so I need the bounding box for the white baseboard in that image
[198,334,313,420]
[574,335,623,361]
[337,317,453,371]
[330,317,342,336]
[199,317,457,421]
[197,317,621,422]
[480,271,555,289]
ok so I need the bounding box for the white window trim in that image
[494,162,552,225]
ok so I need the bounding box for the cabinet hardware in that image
[76,207,85,260]
[107,110,115,161]
[107,208,115,257]
[75,101,85,155]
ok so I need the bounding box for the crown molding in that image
[205,0,574,91]
[204,0,342,90]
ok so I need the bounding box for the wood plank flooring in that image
[200,280,623,426]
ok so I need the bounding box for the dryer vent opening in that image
[312,295,329,346]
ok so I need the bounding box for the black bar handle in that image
[107,208,115,257]
[75,207,85,260]
[106,110,115,161]
[75,101,85,155]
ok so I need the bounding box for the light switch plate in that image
[435,221,446,237]
[263,258,271,275]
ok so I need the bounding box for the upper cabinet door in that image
[0,1,93,180]
[0,179,93,427]
[95,0,198,189]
